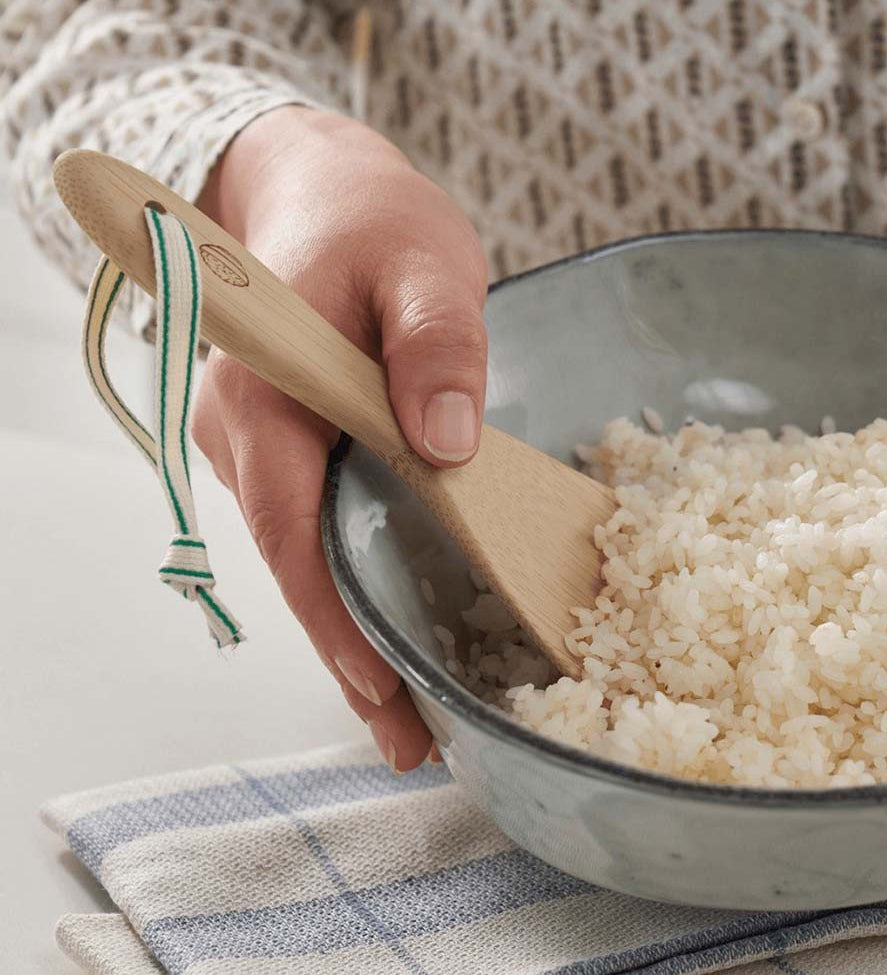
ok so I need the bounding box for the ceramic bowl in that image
[321,230,887,911]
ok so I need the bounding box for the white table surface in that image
[0,178,364,973]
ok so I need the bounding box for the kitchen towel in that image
[43,741,887,975]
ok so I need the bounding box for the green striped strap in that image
[82,209,245,649]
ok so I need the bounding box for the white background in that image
[0,162,365,972]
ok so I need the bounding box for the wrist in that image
[199,105,316,239]
[198,105,410,242]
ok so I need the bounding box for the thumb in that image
[378,254,488,468]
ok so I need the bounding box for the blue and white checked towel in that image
[44,742,887,975]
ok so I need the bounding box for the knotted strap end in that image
[159,534,214,587]
[158,534,245,649]
[196,589,245,650]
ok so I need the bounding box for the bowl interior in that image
[323,231,887,743]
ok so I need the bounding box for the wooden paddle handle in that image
[53,150,412,466]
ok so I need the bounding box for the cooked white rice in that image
[452,417,887,789]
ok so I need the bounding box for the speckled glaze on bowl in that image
[321,230,887,911]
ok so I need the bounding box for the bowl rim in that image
[322,228,887,809]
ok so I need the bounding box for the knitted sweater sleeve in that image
[0,0,357,333]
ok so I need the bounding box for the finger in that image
[205,359,433,771]
[377,246,489,468]
[211,359,416,721]
[191,349,240,498]
[341,682,432,773]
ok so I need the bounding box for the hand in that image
[193,106,488,772]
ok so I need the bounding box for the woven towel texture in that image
[43,742,887,975]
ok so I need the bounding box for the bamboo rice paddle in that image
[53,149,616,679]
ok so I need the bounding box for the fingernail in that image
[422,391,479,462]
[335,656,383,706]
[428,742,444,765]
[369,720,401,774]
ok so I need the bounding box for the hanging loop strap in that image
[82,207,245,649]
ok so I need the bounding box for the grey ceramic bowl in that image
[322,230,887,911]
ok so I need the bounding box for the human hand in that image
[193,106,488,772]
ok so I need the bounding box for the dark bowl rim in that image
[322,227,887,809]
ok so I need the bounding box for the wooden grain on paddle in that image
[53,149,616,679]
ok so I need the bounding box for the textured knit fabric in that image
[5,1,887,336]
[43,742,887,975]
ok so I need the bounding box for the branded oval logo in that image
[198,244,249,287]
